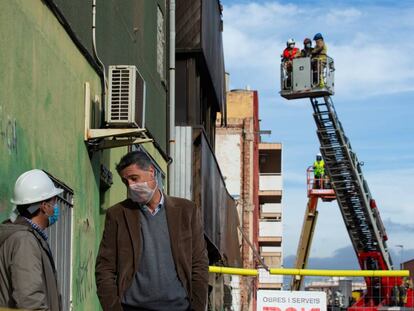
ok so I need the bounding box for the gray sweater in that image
[122,207,190,311]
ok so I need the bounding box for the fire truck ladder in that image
[280,56,409,308]
[310,96,392,271]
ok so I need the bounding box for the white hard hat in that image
[10,169,63,205]
[287,38,295,46]
[317,153,322,157]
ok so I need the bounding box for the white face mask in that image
[128,179,158,204]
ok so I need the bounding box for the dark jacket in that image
[95,194,209,311]
[301,47,314,58]
[0,217,60,310]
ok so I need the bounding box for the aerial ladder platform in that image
[280,56,412,309]
[291,167,335,291]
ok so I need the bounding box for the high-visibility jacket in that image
[312,42,328,62]
[313,160,325,177]
[283,47,299,61]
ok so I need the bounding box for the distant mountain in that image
[284,245,359,270]
[284,245,414,270]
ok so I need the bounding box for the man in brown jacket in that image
[0,169,62,310]
[95,151,209,311]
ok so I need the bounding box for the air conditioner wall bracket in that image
[84,82,153,151]
[87,128,146,139]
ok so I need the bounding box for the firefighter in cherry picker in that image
[313,153,325,189]
[311,33,328,87]
[282,38,300,88]
[301,38,313,57]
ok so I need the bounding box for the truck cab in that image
[280,56,335,100]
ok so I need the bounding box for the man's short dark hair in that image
[16,196,54,219]
[17,204,40,219]
[116,151,152,174]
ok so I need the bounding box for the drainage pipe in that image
[168,0,176,195]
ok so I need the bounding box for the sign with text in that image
[257,290,327,311]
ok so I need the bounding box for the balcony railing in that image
[261,246,283,254]
[261,203,282,216]
[259,173,282,191]
[259,220,283,237]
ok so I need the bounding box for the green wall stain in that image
[44,91,52,109]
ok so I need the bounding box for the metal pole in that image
[209,266,259,276]
[208,266,410,277]
[168,0,176,195]
[269,268,409,277]
[396,244,404,269]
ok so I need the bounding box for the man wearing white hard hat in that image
[0,169,62,310]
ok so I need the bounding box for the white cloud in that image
[223,1,414,98]
[326,8,362,24]
[222,1,414,261]
[223,2,301,34]
[365,168,414,222]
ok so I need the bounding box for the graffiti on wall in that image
[77,249,94,304]
[0,106,17,155]
[76,218,94,304]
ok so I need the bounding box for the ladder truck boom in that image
[280,55,409,309]
[311,95,392,271]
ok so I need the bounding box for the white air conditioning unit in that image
[107,65,146,128]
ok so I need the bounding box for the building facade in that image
[0,1,170,310]
[173,1,242,309]
[258,142,283,290]
[216,89,284,311]
[1,0,238,310]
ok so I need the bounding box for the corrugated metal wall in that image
[172,126,193,199]
[194,128,241,266]
[47,180,74,311]
[173,126,241,266]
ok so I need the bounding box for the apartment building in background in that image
[258,142,283,290]
[216,88,284,311]
[173,0,242,309]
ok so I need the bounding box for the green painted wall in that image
[101,147,129,210]
[53,0,169,151]
[1,1,169,309]
[0,1,103,309]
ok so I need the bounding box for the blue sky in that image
[220,0,414,268]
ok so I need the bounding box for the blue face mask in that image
[48,203,60,226]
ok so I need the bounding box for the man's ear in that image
[149,165,156,179]
[39,201,48,214]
